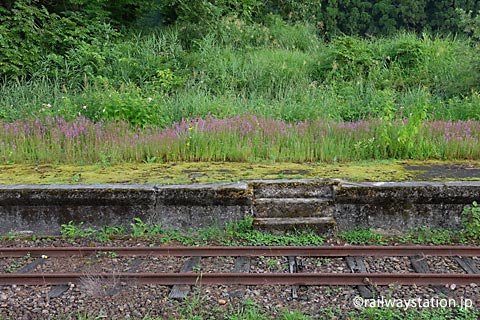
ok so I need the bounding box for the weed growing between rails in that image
[0,115,479,164]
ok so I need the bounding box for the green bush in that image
[35,30,184,91]
[310,33,480,99]
[0,0,156,81]
[458,8,480,45]
[72,85,166,128]
[0,0,53,80]
[310,36,378,82]
[462,201,480,241]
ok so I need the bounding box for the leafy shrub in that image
[36,30,184,91]
[0,0,120,81]
[310,33,480,100]
[74,85,164,128]
[388,36,426,69]
[457,9,480,45]
[157,0,264,47]
[0,0,52,79]
[0,0,159,81]
[461,201,480,241]
[310,36,378,82]
[339,228,386,244]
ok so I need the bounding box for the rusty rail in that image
[2,245,480,287]
[1,272,480,286]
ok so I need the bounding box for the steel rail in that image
[1,245,480,258]
[1,272,480,286]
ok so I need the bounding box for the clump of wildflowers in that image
[0,115,478,164]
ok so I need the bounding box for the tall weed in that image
[1,115,478,164]
[1,30,479,126]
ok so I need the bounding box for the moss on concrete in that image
[2,160,477,184]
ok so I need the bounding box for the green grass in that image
[349,307,479,320]
[1,27,479,127]
[399,227,456,245]
[338,228,387,245]
[1,115,479,165]
[37,203,480,245]
[56,217,326,246]
[1,27,479,168]
[25,304,479,319]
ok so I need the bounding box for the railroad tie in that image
[288,256,299,300]
[454,256,480,274]
[17,258,46,274]
[228,256,251,298]
[105,257,145,296]
[409,256,450,296]
[16,257,66,299]
[48,283,70,298]
[344,256,375,299]
[48,256,145,298]
[48,262,84,299]
[169,257,201,300]
[126,257,144,273]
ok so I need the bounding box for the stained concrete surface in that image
[0,180,479,235]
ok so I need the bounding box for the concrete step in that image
[251,179,336,199]
[253,198,334,218]
[252,217,336,235]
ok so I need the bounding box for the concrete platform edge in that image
[0,180,479,235]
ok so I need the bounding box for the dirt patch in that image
[406,163,480,180]
[276,170,310,176]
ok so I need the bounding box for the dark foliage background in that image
[1,0,479,80]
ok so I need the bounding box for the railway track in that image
[2,245,480,257]
[1,246,480,290]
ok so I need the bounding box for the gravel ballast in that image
[1,238,480,319]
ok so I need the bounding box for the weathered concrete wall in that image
[0,185,156,235]
[333,181,480,231]
[153,182,252,230]
[0,183,252,235]
[0,180,478,235]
